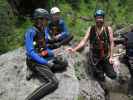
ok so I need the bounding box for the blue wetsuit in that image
[25,26,68,100]
[47,19,73,49]
[25,26,54,65]
[48,19,69,41]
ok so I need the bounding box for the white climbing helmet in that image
[50,7,60,14]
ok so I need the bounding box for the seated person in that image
[47,7,73,49]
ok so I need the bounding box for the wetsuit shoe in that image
[26,69,33,81]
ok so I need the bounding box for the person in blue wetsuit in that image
[47,7,73,49]
[25,8,67,100]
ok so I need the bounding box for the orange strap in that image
[40,50,48,57]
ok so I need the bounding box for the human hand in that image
[54,34,61,40]
[66,47,75,53]
[109,57,113,64]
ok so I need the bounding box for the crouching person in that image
[24,8,67,100]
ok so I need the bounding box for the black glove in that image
[54,42,61,48]
[48,38,56,43]
[53,56,62,64]
[47,42,61,49]
[53,56,68,66]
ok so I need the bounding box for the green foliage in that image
[14,18,32,46]
[77,95,85,100]
[1,0,133,54]
[59,1,92,41]
[59,0,133,40]
[0,0,32,54]
[0,0,16,54]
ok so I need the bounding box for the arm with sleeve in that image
[45,27,52,44]
[59,20,69,40]
[44,28,55,57]
[25,28,49,65]
[45,27,55,48]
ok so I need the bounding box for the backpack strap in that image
[105,26,109,34]
[104,26,110,45]
[33,27,46,52]
[90,25,95,36]
[90,25,96,44]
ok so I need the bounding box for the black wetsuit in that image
[25,57,68,100]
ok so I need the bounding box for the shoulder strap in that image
[89,25,96,43]
[105,26,109,35]
[90,25,95,35]
[104,26,110,44]
[33,27,46,41]
[90,25,95,38]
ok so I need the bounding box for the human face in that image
[95,16,104,27]
[51,12,60,22]
[35,18,48,28]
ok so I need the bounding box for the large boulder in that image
[0,47,79,100]
[72,45,106,100]
[0,46,130,100]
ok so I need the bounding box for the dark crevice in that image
[7,0,48,16]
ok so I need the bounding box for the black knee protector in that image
[52,56,68,72]
[54,56,68,67]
